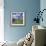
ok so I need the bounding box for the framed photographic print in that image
[11,12,25,26]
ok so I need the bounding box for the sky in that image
[12,13,23,19]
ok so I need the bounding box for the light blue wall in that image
[40,0,46,27]
[4,0,40,42]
